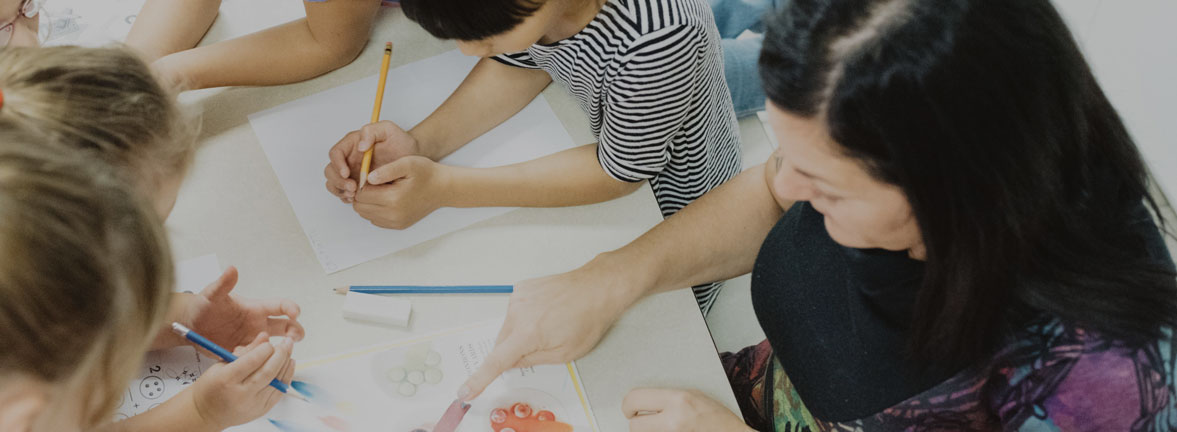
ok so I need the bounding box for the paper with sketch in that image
[228,321,598,432]
[115,254,221,420]
[248,50,576,273]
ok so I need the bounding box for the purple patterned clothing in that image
[725,319,1177,431]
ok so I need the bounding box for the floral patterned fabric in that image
[723,319,1177,431]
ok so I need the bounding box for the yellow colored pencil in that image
[359,42,393,190]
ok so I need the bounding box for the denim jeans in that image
[709,0,781,117]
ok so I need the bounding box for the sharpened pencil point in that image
[334,286,349,295]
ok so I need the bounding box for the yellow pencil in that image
[359,42,393,190]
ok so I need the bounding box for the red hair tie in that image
[0,88,5,110]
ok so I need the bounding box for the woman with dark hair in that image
[453,0,1177,430]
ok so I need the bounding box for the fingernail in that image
[368,175,379,184]
[457,385,471,401]
[340,169,347,177]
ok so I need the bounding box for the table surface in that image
[161,4,743,430]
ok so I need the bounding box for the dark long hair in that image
[760,0,1177,367]
[401,0,545,41]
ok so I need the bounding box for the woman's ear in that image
[0,377,51,432]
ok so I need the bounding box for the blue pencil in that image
[170,323,309,402]
[334,285,513,295]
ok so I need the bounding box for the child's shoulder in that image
[607,0,714,32]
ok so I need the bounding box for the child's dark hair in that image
[401,0,546,41]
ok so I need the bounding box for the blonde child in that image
[0,128,295,432]
[0,46,301,430]
[125,0,382,89]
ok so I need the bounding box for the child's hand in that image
[190,333,295,429]
[352,156,451,229]
[326,121,422,204]
[181,267,305,350]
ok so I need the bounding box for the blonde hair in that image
[0,45,198,192]
[0,123,173,427]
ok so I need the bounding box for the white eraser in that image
[343,291,412,327]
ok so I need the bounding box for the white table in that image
[164,5,741,430]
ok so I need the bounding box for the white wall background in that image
[1052,0,1177,202]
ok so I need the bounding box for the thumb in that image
[366,158,412,185]
[199,266,239,298]
[459,337,528,401]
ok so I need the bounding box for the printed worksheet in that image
[228,321,598,432]
[248,50,576,273]
[114,254,221,420]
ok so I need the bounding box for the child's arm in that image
[152,0,380,89]
[352,144,640,229]
[409,58,555,160]
[325,58,553,201]
[125,0,221,62]
[459,165,786,399]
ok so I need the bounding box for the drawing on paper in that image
[372,343,446,398]
[138,376,165,399]
[489,400,573,432]
[114,255,222,420]
[226,321,598,432]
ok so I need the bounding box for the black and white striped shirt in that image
[495,0,741,313]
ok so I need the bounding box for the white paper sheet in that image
[114,255,222,420]
[228,321,598,432]
[248,50,576,273]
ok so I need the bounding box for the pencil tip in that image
[334,286,349,295]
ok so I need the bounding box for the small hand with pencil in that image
[353,155,452,229]
[166,266,305,351]
[324,120,423,203]
[185,331,298,430]
[325,41,415,205]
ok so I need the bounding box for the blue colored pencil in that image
[170,323,309,402]
[334,285,513,295]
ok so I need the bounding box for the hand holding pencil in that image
[324,42,425,203]
[182,329,300,429]
[359,42,395,190]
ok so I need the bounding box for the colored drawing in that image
[291,380,331,404]
[489,402,573,432]
[483,389,573,432]
[226,322,597,432]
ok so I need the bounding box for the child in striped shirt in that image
[324,0,741,312]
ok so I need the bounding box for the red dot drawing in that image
[489,402,572,432]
